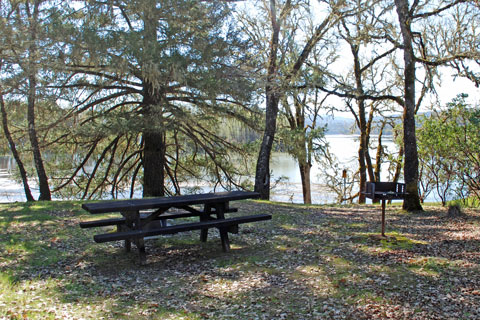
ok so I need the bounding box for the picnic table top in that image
[82,191,261,214]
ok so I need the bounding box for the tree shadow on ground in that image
[2,201,480,319]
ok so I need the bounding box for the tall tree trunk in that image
[352,44,368,204]
[281,92,314,204]
[374,122,386,182]
[254,93,279,200]
[141,82,166,198]
[395,0,423,211]
[26,1,51,201]
[0,94,35,201]
[140,3,166,198]
[299,161,312,204]
[142,130,166,197]
[357,100,368,204]
[254,0,281,200]
[365,108,376,182]
[299,109,312,205]
[27,75,51,201]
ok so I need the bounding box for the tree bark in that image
[299,161,312,204]
[358,106,368,204]
[374,122,386,182]
[254,92,279,200]
[395,0,423,211]
[365,108,376,182]
[254,0,282,200]
[141,82,166,198]
[142,130,166,197]
[356,96,370,204]
[26,0,51,201]
[0,94,35,201]
[140,3,166,198]
[281,91,314,204]
[352,43,368,204]
[298,114,312,204]
[27,75,51,201]
[392,134,404,184]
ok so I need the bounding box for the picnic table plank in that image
[82,191,260,214]
[79,208,239,228]
[94,214,272,243]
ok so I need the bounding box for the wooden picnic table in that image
[80,191,271,264]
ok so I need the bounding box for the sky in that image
[433,67,479,107]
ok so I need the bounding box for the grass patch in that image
[406,256,453,276]
[448,197,480,208]
[379,232,428,250]
[351,231,428,252]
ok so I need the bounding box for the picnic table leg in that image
[115,223,131,252]
[122,211,138,252]
[200,204,211,242]
[215,203,230,252]
[120,226,131,252]
[220,227,230,252]
[122,210,145,257]
[135,238,147,265]
[125,239,132,252]
[133,212,147,264]
[381,199,386,237]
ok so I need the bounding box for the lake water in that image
[1,156,29,202]
[269,135,398,203]
[0,135,401,204]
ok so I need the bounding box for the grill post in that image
[363,182,407,237]
[381,199,386,237]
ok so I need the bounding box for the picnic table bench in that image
[363,182,406,237]
[80,191,271,264]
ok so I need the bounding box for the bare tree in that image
[247,0,346,200]
[393,0,479,210]
[312,1,403,203]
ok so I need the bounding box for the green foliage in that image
[448,197,480,208]
[0,99,69,181]
[417,94,480,205]
[58,0,257,198]
[0,0,260,200]
[277,125,327,161]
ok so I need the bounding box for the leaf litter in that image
[0,201,479,319]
